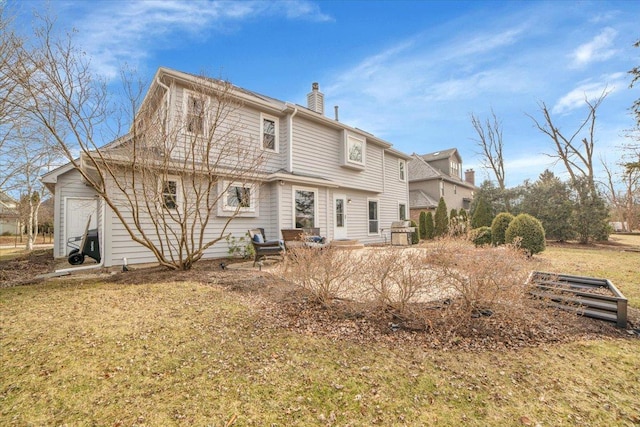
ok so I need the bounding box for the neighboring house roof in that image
[408,153,475,189]
[0,191,17,208]
[419,148,461,163]
[409,189,438,209]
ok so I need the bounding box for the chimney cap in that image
[312,82,319,91]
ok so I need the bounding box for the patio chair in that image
[248,228,284,266]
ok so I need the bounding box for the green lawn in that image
[1,240,639,426]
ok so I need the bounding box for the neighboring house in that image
[42,67,411,267]
[408,148,476,221]
[0,192,19,235]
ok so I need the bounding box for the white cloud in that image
[552,73,626,114]
[71,0,331,79]
[570,27,618,68]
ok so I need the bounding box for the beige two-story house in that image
[42,67,411,267]
[408,148,476,221]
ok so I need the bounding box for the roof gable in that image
[420,148,462,163]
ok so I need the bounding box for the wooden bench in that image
[281,228,326,250]
[248,228,284,266]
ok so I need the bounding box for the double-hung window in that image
[261,113,279,152]
[399,160,406,181]
[368,199,379,234]
[162,179,178,210]
[399,203,407,221]
[294,187,317,229]
[186,94,205,135]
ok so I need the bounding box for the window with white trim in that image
[294,187,317,229]
[368,199,379,234]
[440,181,445,196]
[399,203,407,221]
[347,134,365,165]
[186,93,205,135]
[223,182,256,213]
[261,113,279,152]
[162,179,178,210]
[399,160,406,181]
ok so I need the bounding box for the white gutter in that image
[287,105,298,173]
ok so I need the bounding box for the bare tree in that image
[470,109,510,211]
[630,39,640,129]
[602,158,640,232]
[10,13,268,269]
[529,91,610,242]
[0,4,24,189]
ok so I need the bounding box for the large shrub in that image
[491,212,515,246]
[425,212,435,239]
[419,211,428,240]
[434,197,449,237]
[471,197,493,228]
[410,220,420,244]
[505,213,546,255]
[470,226,492,247]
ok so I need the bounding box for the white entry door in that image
[334,194,347,240]
[65,197,97,253]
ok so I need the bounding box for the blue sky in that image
[15,0,640,186]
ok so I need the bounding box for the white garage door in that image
[65,197,97,254]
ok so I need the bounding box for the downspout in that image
[288,106,298,173]
[156,77,171,135]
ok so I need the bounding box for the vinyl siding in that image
[291,116,384,192]
[105,174,278,267]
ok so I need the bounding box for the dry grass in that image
[1,278,639,426]
[537,234,640,307]
[1,237,640,425]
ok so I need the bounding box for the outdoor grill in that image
[390,220,415,246]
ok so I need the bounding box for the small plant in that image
[469,226,492,247]
[491,212,514,246]
[505,213,546,256]
[277,246,357,306]
[225,233,254,259]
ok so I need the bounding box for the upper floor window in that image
[399,160,406,182]
[450,161,461,178]
[440,181,445,196]
[348,135,364,164]
[162,179,178,210]
[261,113,279,152]
[186,94,205,135]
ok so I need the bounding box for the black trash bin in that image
[67,219,101,265]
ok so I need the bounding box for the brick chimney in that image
[465,169,475,186]
[307,82,324,115]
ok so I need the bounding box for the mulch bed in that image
[2,252,638,351]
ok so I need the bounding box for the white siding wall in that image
[291,116,384,192]
[105,173,278,267]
